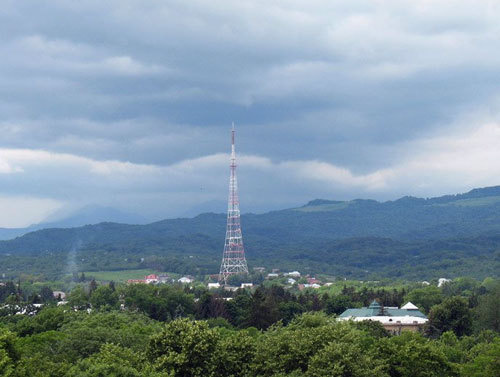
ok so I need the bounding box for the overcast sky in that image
[0,0,499,227]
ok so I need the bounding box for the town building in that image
[52,291,66,300]
[158,274,170,283]
[240,283,253,289]
[178,276,193,284]
[438,278,451,287]
[208,282,221,289]
[127,279,145,284]
[339,301,428,335]
[298,283,321,290]
[145,274,159,284]
[307,277,321,285]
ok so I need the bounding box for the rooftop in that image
[339,301,427,319]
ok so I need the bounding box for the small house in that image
[145,274,159,284]
[178,276,193,284]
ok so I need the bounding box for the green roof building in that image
[339,300,428,335]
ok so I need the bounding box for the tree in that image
[214,330,257,377]
[245,288,279,329]
[0,328,18,377]
[56,311,160,361]
[89,279,98,294]
[427,297,473,337]
[90,285,119,310]
[225,291,251,327]
[13,306,68,336]
[196,292,227,320]
[67,343,159,377]
[461,338,500,377]
[123,284,194,321]
[252,313,365,376]
[377,332,458,377]
[474,281,500,332]
[404,286,443,314]
[39,286,55,303]
[354,320,389,338]
[307,334,385,377]
[325,295,352,315]
[147,318,219,377]
[0,281,17,304]
[68,286,89,310]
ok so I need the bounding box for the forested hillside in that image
[0,186,499,280]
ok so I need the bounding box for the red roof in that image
[145,274,158,280]
[127,279,145,284]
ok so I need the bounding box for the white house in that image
[286,271,301,277]
[145,274,159,284]
[52,291,66,300]
[208,282,221,289]
[178,276,193,284]
[303,283,321,289]
[241,283,253,289]
[158,274,170,283]
[438,278,451,287]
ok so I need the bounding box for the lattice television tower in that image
[219,124,249,284]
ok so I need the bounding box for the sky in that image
[0,0,499,227]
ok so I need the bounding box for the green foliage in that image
[0,327,18,377]
[11,306,69,336]
[404,286,443,314]
[378,331,459,377]
[354,320,390,338]
[252,313,369,376]
[307,335,385,377]
[68,286,89,310]
[122,284,194,321]
[0,302,497,377]
[214,330,257,377]
[147,318,219,377]
[89,285,119,310]
[11,352,70,377]
[473,280,500,332]
[67,344,160,377]
[427,297,473,337]
[1,187,500,281]
[461,337,500,377]
[325,294,352,315]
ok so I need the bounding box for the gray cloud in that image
[0,0,499,226]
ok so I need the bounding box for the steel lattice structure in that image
[219,124,248,284]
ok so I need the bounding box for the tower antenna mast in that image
[219,123,249,284]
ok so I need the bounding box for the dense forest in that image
[0,186,499,281]
[0,277,498,376]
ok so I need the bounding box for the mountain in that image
[41,205,148,228]
[0,205,148,240]
[0,186,499,280]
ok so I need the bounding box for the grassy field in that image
[83,269,156,282]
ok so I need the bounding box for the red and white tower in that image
[219,124,248,284]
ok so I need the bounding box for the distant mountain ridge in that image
[0,186,498,280]
[0,185,499,250]
[0,205,148,240]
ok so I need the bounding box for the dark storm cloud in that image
[0,0,499,226]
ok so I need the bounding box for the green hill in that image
[0,186,499,280]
